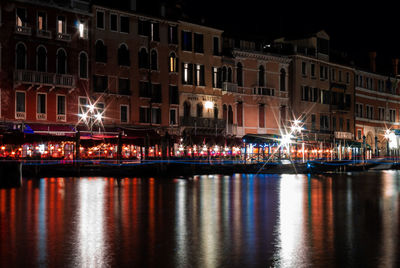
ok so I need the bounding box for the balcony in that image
[15,112,26,120]
[180,116,226,129]
[36,113,47,120]
[57,114,66,122]
[253,87,275,96]
[37,29,52,39]
[15,70,76,88]
[15,25,32,36]
[222,82,238,94]
[56,32,71,42]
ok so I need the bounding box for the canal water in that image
[1,172,400,267]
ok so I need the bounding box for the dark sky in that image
[175,0,399,70]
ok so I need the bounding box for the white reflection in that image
[175,180,187,267]
[38,179,47,265]
[380,172,398,267]
[275,175,305,267]
[77,179,107,268]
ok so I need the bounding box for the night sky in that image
[102,0,399,73]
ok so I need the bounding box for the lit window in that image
[57,16,66,34]
[169,53,177,72]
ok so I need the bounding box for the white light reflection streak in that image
[275,175,305,267]
[77,179,107,268]
[175,180,188,268]
[37,179,47,266]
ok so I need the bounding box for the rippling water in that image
[1,172,400,267]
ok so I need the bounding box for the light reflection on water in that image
[1,172,400,267]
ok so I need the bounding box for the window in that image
[222,66,227,82]
[311,114,316,130]
[346,72,350,83]
[183,102,191,118]
[338,70,342,82]
[347,119,350,132]
[170,108,177,125]
[16,43,26,69]
[320,90,330,105]
[37,46,47,72]
[168,25,178,44]
[140,107,151,123]
[258,65,265,87]
[259,104,265,128]
[378,107,385,121]
[194,33,204,53]
[96,11,104,29]
[118,44,130,66]
[37,11,47,31]
[357,130,362,140]
[182,63,193,85]
[214,104,218,119]
[213,37,220,55]
[365,105,373,119]
[78,21,88,39]
[120,16,129,33]
[311,64,315,77]
[93,75,108,92]
[78,97,88,116]
[182,31,192,51]
[138,20,150,36]
[139,81,151,98]
[138,48,149,69]
[320,115,329,130]
[151,50,158,70]
[332,116,336,130]
[331,69,336,81]
[195,64,205,86]
[57,95,66,115]
[95,40,107,63]
[110,14,118,31]
[118,78,130,95]
[37,93,46,115]
[237,102,243,126]
[151,84,162,103]
[212,67,221,88]
[16,91,25,113]
[16,8,27,27]
[120,105,128,123]
[151,22,159,41]
[301,62,307,76]
[390,109,396,122]
[237,63,243,87]
[79,52,88,78]
[169,85,179,104]
[196,103,203,117]
[169,53,177,72]
[339,117,343,131]
[280,68,286,91]
[56,49,67,74]
[57,16,66,34]
[151,107,161,124]
[227,68,232,82]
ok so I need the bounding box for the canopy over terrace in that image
[242,134,281,145]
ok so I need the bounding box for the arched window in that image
[16,43,26,70]
[151,50,158,70]
[222,66,227,82]
[138,48,149,69]
[169,52,177,72]
[280,68,286,91]
[183,101,191,118]
[214,104,218,119]
[79,52,88,78]
[118,44,130,66]
[258,65,265,87]
[37,46,47,72]
[95,40,107,63]
[237,102,243,127]
[228,67,232,82]
[56,49,67,74]
[196,103,203,118]
[228,105,233,124]
[237,62,243,86]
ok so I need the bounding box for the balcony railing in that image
[15,25,32,36]
[15,70,75,88]
[57,114,66,122]
[222,82,238,93]
[15,112,26,120]
[56,32,71,42]
[36,113,47,120]
[331,104,350,112]
[180,116,226,129]
[37,29,52,39]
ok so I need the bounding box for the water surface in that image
[1,172,400,267]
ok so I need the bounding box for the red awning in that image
[28,124,76,136]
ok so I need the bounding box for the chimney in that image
[130,0,136,11]
[393,58,399,76]
[369,51,376,73]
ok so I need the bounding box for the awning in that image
[27,124,76,136]
[242,134,281,144]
